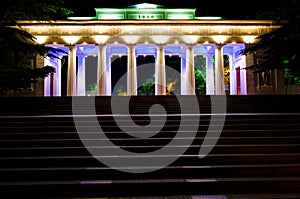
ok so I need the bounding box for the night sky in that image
[64,0,266,19]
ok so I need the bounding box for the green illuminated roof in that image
[130,3,163,9]
[68,3,221,20]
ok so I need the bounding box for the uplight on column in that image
[62,36,80,45]
[182,35,199,44]
[242,36,257,44]
[93,35,110,44]
[34,36,48,44]
[212,35,228,44]
[151,35,169,45]
[122,35,140,45]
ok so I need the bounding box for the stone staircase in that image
[0,95,300,198]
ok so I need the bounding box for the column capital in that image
[127,44,136,49]
[156,44,165,49]
[98,44,107,52]
[97,44,107,48]
[215,44,225,49]
[66,45,76,50]
[185,44,195,49]
[65,45,76,51]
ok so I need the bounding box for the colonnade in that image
[45,43,247,96]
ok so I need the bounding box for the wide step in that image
[0,95,300,198]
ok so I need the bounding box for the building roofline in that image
[17,19,278,27]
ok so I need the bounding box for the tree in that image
[194,55,207,95]
[240,0,300,87]
[0,0,73,95]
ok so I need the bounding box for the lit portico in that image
[21,3,280,96]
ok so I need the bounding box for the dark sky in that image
[64,0,263,19]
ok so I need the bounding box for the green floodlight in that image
[195,16,223,20]
[70,3,198,20]
[131,3,161,9]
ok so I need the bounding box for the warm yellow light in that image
[119,54,122,58]
[93,35,110,44]
[62,36,80,45]
[34,36,48,44]
[182,35,199,44]
[122,35,140,44]
[183,26,198,32]
[68,17,95,20]
[210,26,231,32]
[212,35,228,44]
[23,25,273,44]
[151,35,169,44]
[121,26,141,32]
[243,36,257,44]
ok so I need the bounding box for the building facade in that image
[19,3,285,96]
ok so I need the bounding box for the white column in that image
[206,54,215,95]
[186,45,195,95]
[155,45,166,95]
[97,45,107,96]
[240,55,248,95]
[43,57,51,96]
[67,46,77,96]
[51,58,58,96]
[181,53,186,95]
[106,54,112,96]
[127,45,137,96]
[55,57,62,96]
[76,55,85,96]
[215,45,225,95]
[228,55,234,95]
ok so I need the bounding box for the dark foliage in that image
[0,0,72,95]
[241,0,300,78]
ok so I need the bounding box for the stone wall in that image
[4,54,45,97]
[245,52,256,95]
[35,55,45,96]
[287,84,300,94]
